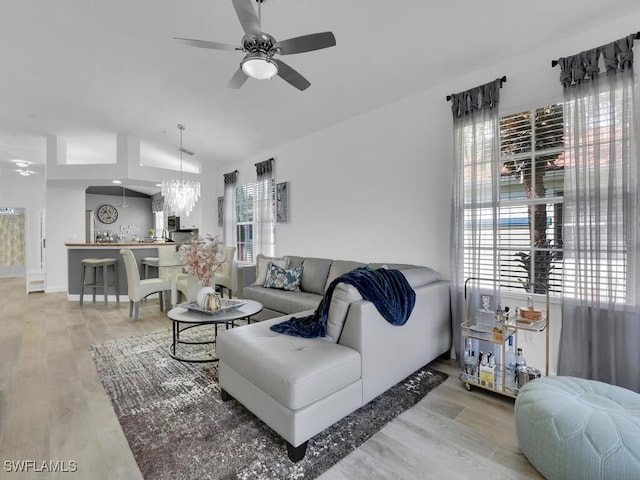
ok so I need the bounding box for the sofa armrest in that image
[237,264,257,298]
[339,280,451,404]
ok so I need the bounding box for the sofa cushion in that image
[217,316,362,410]
[263,263,304,292]
[242,285,322,314]
[323,260,366,292]
[253,254,289,286]
[300,258,333,295]
[401,267,441,288]
[325,283,363,342]
[368,262,420,271]
[285,256,305,269]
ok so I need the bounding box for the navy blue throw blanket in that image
[270,268,416,338]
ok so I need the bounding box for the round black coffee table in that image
[166,300,263,363]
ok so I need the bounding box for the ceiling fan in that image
[174,0,336,91]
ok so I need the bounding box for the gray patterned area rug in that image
[90,328,447,480]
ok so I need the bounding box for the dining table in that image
[145,256,186,307]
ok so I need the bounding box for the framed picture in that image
[218,196,224,227]
[276,182,289,223]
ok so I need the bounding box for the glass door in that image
[0,207,26,278]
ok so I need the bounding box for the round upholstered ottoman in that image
[515,376,640,480]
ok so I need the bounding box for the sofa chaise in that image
[217,255,451,461]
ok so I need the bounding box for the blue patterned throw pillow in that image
[263,262,304,291]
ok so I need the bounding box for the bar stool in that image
[80,258,120,305]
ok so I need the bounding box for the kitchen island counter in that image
[65,242,175,248]
[65,243,178,301]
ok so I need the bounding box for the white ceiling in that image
[1,0,639,182]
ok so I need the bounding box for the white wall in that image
[219,10,640,373]
[0,167,46,277]
[45,186,85,292]
[198,162,224,239]
[223,87,453,274]
[223,10,640,275]
[87,193,154,241]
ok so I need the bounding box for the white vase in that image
[196,287,216,309]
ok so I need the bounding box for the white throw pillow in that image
[253,254,289,286]
[325,283,363,342]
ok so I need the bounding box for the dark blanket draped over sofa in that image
[270,268,416,338]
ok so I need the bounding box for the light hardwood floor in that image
[0,276,541,479]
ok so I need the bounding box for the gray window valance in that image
[554,33,638,87]
[448,77,505,118]
[255,158,274,177]
[224,170,238,185]
[151,198,164,213]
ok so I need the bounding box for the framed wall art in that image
[276,182,289,223]
[217,196,224,227]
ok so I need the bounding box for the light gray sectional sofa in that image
[238,254,430,319]
[218,254,451,462]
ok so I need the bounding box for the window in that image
[154,210,164,237]
[235,174,276,263]
[254,175,276,258]
[462,104,565,294]
[498,105,565,293]
[236,183,254,262]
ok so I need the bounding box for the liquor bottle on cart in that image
[515,347,527,388]
[505,336,517,390]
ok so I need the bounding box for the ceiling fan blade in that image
[231,0,261,37]
[273,59,311,91]
[276,32,336,55]
[228,67,249,89]
[174,37,240,51]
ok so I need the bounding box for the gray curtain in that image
[449,79,503,363]
[223,170,238,248]
[556,35,640,392]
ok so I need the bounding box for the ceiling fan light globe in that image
[241,56,278,80]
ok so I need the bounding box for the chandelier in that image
[161,124,201,217]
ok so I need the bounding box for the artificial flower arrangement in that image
[178,234,225,287]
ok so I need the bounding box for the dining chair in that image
[119,249,171,320]
[175,273,200,303]
[157,245,186,305]
[213,246,236,299]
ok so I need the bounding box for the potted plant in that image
[178,235,225,310]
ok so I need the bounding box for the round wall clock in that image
[97,204,118,224]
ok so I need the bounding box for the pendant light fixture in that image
[161,124,201,217]
[120,186,129,208]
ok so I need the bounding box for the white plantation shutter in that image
[254,159,276,258]
[236,183,254,262]
[235,165,276,263]
[497,105,564,293]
